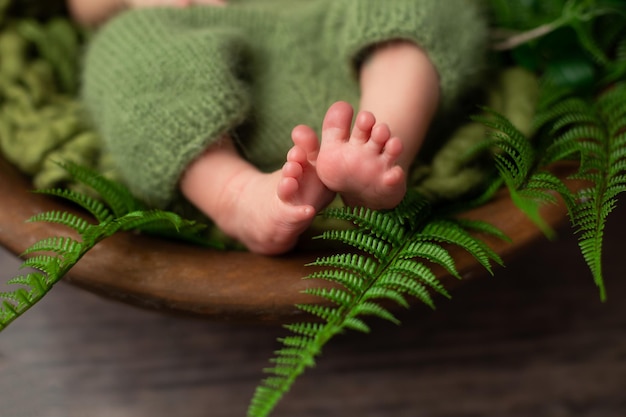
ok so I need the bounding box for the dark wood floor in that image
[1,205,625,417]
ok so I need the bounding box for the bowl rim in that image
[0,153,578,322]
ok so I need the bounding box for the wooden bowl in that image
[0,152,578,322]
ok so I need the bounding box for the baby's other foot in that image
[316,101,406,210]
[218,126,333,255]
[279,125,335,212]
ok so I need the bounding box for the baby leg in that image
[316,101,406,209]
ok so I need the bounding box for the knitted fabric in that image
[0,13,115,192]
[82,0,489,208]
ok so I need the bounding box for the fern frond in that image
[377,273,436,309]
[362,287,410,309]
[27,210,92,234]
[473,104,584,237]
[384,260,450,298]
[398,241,460,279]
[453,218,513,243]
[249,191,506,417]
[304,269,367,294]
[282,322,324,339]
[58,161,145,216]
[316,228,391,260]
[116,210,181,231]
[322,206,406,244]
[419,219,503,273]
[295,304,341,323]
[472,108,537,189]
[303,287,355,307]
[538,83,626,300]
[36,187,113,223]
[1,163,212,332]
[308,253,378,278]
[349,301,400,326]
[6,273,48,292]
[22,236,82,259]
[20,255,64,276]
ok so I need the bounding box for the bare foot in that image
[210,128,333,255]
[316,101,406,210]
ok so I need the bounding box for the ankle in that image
[206,165,261,237]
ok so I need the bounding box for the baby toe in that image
[382,136,403,161]
[291,125,320,160]
[322,101,354,142]
[282,159,304,180]
[351,111,376,143]
[368,123,392,152]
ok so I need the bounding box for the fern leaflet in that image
[0,164,212,332]
[247,191,506,417]
[540,83,626,300]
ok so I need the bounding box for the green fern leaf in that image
[539,83,626,300]
[295,304,341,322]
[6,273,48,294]
[454,218,513,243]
[22,237,82,259]
[304,269,367,294]
[20,255,63,276]
[385,260,450,298]
[362,287,410,309]
[420,219,503,273]
[342,316,371,333]
[36,187,113,223]
[308,253,378,280]
[248,191,505,416]
[58,161,145,216]
[398,241,460,279]
[282,323,323,339]
[378,273,436,309]
[0,289,31,305]
[1,163,212,333]
[316,228,391,260]
[27,210,92,234]
[349,301,400,326]
[303,287,355,307]
[323,206,406,244]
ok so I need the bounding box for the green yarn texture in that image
[0,4,115,191]
[0,1,538,213]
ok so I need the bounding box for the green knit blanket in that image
[0,2,119,192]
[0,2,539,206]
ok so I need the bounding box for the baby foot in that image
[217,126,333,255]
[316,101,406,210]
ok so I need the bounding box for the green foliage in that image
[1,2,624,417]
[247,3,626,414]
[247,191,506,417]
[0,162,212,332]
[540,83,626,300]
[490,0,626,92]
[470,108,562,237]
[471,0,626,302]
[470,82,626,302]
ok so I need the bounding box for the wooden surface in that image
[0,150,584,322]
[1,204,625,416]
